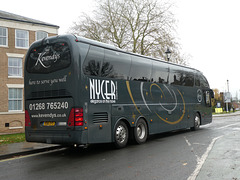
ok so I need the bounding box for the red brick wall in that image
[0,24,58,134]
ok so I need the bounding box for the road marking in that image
[0,148,65,163]
[184,136,191,147]
[215,122,240,130]
[187,135,223,180]
[0,153,41,163]
[184,136,200,162]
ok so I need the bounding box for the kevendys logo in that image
[35,51,61,69]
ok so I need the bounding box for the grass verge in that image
[0,133,25,145]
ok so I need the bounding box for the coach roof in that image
[74,35,199,73]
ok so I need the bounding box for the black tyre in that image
[114,121,129,148]
[134,119,148,144]
[191,113,201,131]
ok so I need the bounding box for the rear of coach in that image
[24,35,88,145]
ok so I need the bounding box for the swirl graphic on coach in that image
[127,81,185,125]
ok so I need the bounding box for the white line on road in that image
[0,148,66,163]
[184,136,191,147]
[215,122,240,130]
[184,136,200,163]
[187,135,223,180]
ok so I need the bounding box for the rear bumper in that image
[25,129,87,145]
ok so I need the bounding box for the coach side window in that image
[129,56,152,82]
[103,49,131,79]
[169,67,182,85]
[195,74,200,86]
[200,74,209,88]
[182,69,194,87]
[83,46,104,76]
[151,61,169,84]
[195,73,209,88]
[169,67,194,87]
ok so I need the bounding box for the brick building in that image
[0,10,59,134]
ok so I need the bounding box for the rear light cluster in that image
[25,110,31,127]
[68,108,84,126]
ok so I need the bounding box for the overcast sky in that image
[174,0,240,98]
[2,0,240,98]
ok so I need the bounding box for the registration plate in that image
[43,121,56,127]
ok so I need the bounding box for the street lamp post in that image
[226,79,229,112]
[227,79,229,92]
[165,47,171,62]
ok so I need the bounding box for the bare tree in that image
[69,0,187,64]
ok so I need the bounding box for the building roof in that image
[0,10,59,28]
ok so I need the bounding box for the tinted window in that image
[169,67,194,87]
[27,42,71,73]
[200,74,209,88]
[151,61,169,84]
[129,56,152,81]
[182,68,194,87]
[169,67,182,85]
[103,49,131,79]
[83,46,104,76]
[195,74,200,86]
[195,73,209,88]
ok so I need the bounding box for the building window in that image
[15,29,29,48]
[36,31,48,41]
[0,26,8,46]
[8,88,23,111]
[8,57,22,77]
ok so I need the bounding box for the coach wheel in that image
[191,113,201,131]
[134,119,148,144]
[114,121,129,148]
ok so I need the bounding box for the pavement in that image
[0,141,62,160]
[212,110,240,117]
[196,128,240,180]
[0,111,240,179]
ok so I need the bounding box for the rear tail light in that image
[74,108,84,126]
[25,110,31,127]
[68,108,84,127]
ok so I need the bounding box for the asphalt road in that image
[1,115,240,180]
